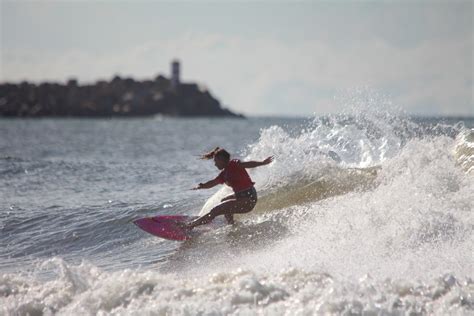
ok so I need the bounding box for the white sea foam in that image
[1,258,471,315]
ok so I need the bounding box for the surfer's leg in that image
[222,194,237,224]
[187,198,255,229]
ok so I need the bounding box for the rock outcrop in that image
[0,75,243,118]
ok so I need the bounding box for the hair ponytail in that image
[200,147,221,160]
[200,147,230,161]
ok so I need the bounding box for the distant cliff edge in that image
[0,75,243,118]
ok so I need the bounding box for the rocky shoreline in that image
[0,75,243,118]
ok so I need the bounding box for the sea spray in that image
[194,107,472,284]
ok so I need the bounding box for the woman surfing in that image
[181,147,273,229]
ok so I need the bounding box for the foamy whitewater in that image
[1,105,473,315]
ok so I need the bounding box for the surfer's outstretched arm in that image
[239,156,273,169]
[192,178,219,190]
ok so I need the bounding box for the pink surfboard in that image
[133,215,199,241]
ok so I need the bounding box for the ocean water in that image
[1,110,473,315]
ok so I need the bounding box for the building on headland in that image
[171,59,180,91]
[0,60,243,118]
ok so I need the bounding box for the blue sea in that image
[1,110,473,314]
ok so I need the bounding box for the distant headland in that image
[0,60,243,118]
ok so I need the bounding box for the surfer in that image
[182,147,273,229]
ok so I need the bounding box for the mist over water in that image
[1,103,473,314]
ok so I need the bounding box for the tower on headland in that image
[171,59,180,91]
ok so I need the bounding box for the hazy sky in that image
[1,0,473,116]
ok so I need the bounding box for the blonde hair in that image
[200,147,230,160]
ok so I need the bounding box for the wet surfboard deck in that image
[133,215,225,241]
[133,215,197,241]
